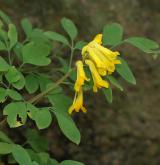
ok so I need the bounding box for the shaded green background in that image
[1,0,160,164]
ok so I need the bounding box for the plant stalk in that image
[28,69,73,104]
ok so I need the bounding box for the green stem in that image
[110,40,125,50]
[8,50,12,65]
[28,69,73,104]
[0,82,8,88]
[19,63,25,70]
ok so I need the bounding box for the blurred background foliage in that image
[0,0,160,164]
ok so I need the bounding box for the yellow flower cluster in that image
[69,34,121,114]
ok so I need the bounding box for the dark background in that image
[1,0,160,164]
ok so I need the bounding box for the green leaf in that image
[5,66,21,83]
[102,87,113,104]
[60,160,84,165]
[0,19,3,27]
[48,94,81,144]
[125,37,159,53]
[0,40,6,50]
[27,151,51,165]
[37,74,62,95]
[22,41,51,66]
[8,24,18,49]
[0,142,13,155]
[32,162,39,165]
[3,102,27,128]
[44,31,69,45]
[12,72,25,90]
[6,89,22,101]
[26,103,39,120]
[13,42,23,60]
[61,18,78,40]
[37,75,53,92]
[0,56,9,71]
[29,29,50,44]
[48,158,59,165]
[48,94,72,114]
[55,111,81,144]
[0,87,7,103]
[0,131,13,143]
[21,18,32,37]
[57,56,68,74]
[12,145,32,165]
[0,10,11,24]
[25,129,49,152]
[25,74,39,94]
[27,149,58,165]
[107,75,123,91]
[26,149,40,164]
[34,108,52,129]
[0,28,8,42]
[103,23,123,46]
[37,152,50,165]
[75,41,87,50]
[116,57,136,85]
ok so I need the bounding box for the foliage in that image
[0,10,159,165]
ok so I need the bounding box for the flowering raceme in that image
[68,61,88,114]
[82,34,121,75]
[69,34,121,114]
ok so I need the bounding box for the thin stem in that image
[19,63,25,70]
[28,69,73,104]
[61,81,74,86]
[0,82,8,88]
[8,50,12,65]
[22,141,28,147]
[110,40,125,50]
[69,40,74,69]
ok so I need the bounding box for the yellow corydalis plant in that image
[69,34,121,114]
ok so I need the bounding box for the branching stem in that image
[28,69,73,104]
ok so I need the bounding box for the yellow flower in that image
[74,60,89,92]
[69,34,121,114]
[93,34,102,44]
[82,34,121,75]
[68,88,87,114]
[85,60,109,92]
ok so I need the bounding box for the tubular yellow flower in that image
[93,34,102,45]
[82,34,121,75]
[85,60,109,92]
[86,48,106,68]
[68,88,87,114]
[74,60,89,92]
